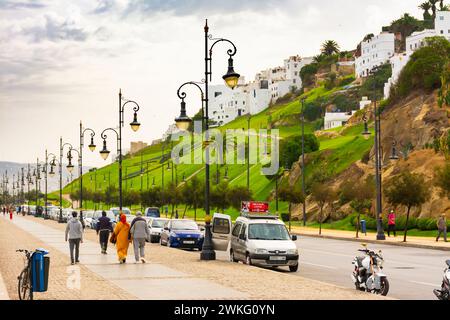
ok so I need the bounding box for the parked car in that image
[160,219,204,250]
[110,207,131,218]
[28,205,36,216]
[91,210,116,230]
[215,212,299,272]
[82,210,95,228]
[62,208,77,222]
[147,218,169,243]
[144,207,160,218]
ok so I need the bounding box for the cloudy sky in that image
[0,0,422,167]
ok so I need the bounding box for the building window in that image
[440,16,444,20]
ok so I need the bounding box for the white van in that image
[211,212,299,272]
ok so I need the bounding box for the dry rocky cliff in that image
[289,90,450,221]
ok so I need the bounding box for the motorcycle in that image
[351,244,389,296]
[433,260,450,300]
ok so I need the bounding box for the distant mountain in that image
[0,161,91,193]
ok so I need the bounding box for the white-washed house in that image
[355,32,395,78]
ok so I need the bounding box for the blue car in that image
[160,219,204,250]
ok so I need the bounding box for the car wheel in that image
[289,264,299,272]
[245,254,252,266]
[230,250,238,263]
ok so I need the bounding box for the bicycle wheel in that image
[18,267,33,300]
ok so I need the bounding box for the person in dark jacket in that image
[96,211,114,254]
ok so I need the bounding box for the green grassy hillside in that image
[60,75,374,220]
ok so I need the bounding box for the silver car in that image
[212,213,299,272]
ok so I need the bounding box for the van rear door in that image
[211,213,232,251]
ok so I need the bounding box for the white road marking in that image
[409,280,440,287]
[301,262,338,270]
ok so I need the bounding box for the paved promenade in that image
[0,214,385,300]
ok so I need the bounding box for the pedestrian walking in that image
[65,211,83,265]
[436,214,448,242]
[112,213,131,264]
[9,208,13,220]
[130,211,150,263]
[96,211,113,254]
[387,209,396,237]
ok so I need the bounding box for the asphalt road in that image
[216,236,449,300]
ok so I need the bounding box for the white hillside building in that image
[324,111,355,130]
[324,97,372,130]
[383,11,450,99]
[208,83,249,126]
[207,55,313,125]
[436,11,450,41]
[355,32,395,78]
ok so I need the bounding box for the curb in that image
[292,232,450,252]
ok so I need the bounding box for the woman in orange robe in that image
[113,214,131,263]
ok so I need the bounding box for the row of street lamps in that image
[2,21,238,261]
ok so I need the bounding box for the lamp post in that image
[79,122,96,225]
[99,90,141,211]
[174,20,240,261]
[26,165,32,213]
[300,98,307,226]
[361,66,386,240]
[66,147,82,213]
[247,114,251,192]
[54,137,74,223]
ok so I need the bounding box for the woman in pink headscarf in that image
[112,214,131,263]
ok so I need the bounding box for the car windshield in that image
[171,220,198,230]
[106,212,115,220]
[152,219,166,228]
[248,223,291,240]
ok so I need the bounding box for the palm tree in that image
[429,0,439,18]
[321,40,340,56]
[419,1,432,20]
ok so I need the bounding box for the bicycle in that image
[16,249,33,300]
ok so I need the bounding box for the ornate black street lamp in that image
[51,138,74,223]
[174,20,240,261]
[361,65,386,240]
[99,90,141,211]
[78,122,96,224]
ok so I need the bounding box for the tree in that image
[434,162,450,198]
[210,181,230,213]
[278,185,305,231]
[300,63,319,87]
[310,183,335,235]
[123,190,140,208]
[181,177,204,220]
[391,37,450,102]
[419,2,432,21]
[165,182,182,218]
[341,176,375,238]
[141,186,162,208]
[280,134,320,169]
[104,186,118,207]
[321,40,340,56]
[227,186,252,212]
[430,0,439,18]
[384,171,431,242]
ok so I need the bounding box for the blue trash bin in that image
[31,248,50,292]
[360,220,367,235]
